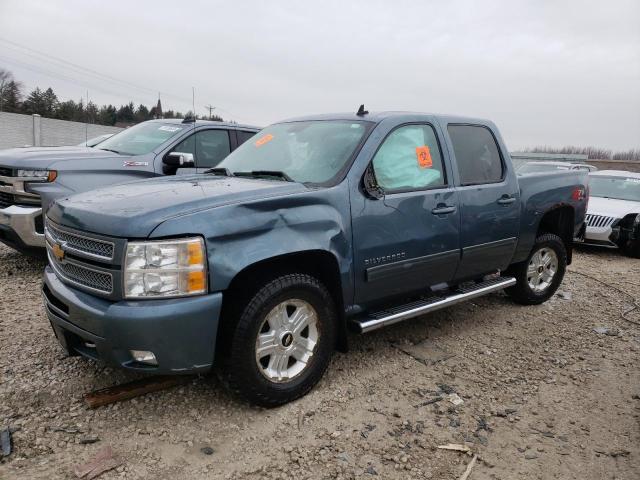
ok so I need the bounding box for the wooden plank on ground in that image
[84,375,193,409]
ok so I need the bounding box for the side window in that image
[237,130,256,145]
[447,125,504,185]
[171,133,196,157]
[171,129,231,168]
[372,124,445,191]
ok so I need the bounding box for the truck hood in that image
[47,174,308,237]
[588,196,640,218]
[0,146,122,169]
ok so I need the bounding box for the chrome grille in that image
[47,251,113,294]
[585,214,617,228]
[46,222,114,260]
[0,192,13,208]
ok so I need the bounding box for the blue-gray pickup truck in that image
[0,119,259,253]
[42,110,588,406]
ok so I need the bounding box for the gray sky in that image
[1,0,638,151]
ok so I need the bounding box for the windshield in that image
[217,120,371,184]
[97,122,186,155]
[589,176,640,202]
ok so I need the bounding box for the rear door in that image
[445,124,520,280]
[352,123,460,306]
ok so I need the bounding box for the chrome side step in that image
[351,277,516,334]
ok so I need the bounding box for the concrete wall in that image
[0,112,123,149]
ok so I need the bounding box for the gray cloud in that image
[1,0,638,150]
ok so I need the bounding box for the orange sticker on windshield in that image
[416,146,432,168]
[255,134,273,147]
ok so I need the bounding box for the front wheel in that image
[221,273,336,407]
[506,233,567,305]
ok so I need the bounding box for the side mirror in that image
[363,164,384,199]
[164,152,195,167]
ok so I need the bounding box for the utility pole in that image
[204,104,216,120]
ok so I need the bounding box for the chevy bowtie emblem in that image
[52,242,65,261]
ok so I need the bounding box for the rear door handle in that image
[497,196,516,205]
[431,205,456,215]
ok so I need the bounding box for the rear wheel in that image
[221,273,336,407]
[506,233,567,305]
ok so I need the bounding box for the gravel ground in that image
[1,243,639,479]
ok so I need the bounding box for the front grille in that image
[0,192,13,208]
[585,214,617,228]
[48,251,113,294]
[46,222,114,260]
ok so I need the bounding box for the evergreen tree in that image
[56,99,78,121]
[0,80,22,113]
[116,102,135,123]
[42,87,59,117]
[22,88,47,115]
[98,104,117,125]
[0,69,23,112]
[86,101,99,123]
[135,104,150,123]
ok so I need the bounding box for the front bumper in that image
[0,204,45,249]
[42,266,223,374]
[583,225,618,248]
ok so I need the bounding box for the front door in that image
[352,123,461,306]
[167,128,232,174]
[446,124,520,280]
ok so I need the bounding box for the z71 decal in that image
[123,161,149,167]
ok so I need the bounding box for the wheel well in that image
[537,206,575,264]
[218,250,348,355]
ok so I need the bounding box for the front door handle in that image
[497,196,516,205]
[431,205,456,215]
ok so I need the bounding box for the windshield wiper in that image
[234,170,294,182]
[204,167,234,177]
[98,148,121,154]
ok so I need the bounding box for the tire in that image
[621,235,640,258]
[220,273,337,407]
[506,233,567,305]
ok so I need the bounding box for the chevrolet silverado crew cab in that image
[0,119,259,254]
[42,110,588,407]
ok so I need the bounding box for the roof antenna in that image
[356,104,368,116]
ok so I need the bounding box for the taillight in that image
[571,186,586,201]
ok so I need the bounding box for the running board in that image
[351,277,516,334]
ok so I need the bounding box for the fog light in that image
[130,350,158,365]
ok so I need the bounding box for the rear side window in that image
[447,125,503,185]
[372,124,445,191]
[237,130,256,145]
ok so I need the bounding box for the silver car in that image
[582,170,640,257]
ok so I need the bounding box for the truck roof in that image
[146,118,260,131]
[280,111,493,126]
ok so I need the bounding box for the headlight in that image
[124,237,207,298]
[16,169,57,182]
